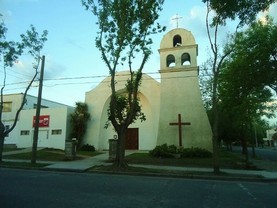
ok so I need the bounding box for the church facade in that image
[84,28,213,151]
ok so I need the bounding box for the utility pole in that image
[31,55,45,164]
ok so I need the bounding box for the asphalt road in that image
[233,146,277,162]
[0,168,277,208]
[253,148,277,162]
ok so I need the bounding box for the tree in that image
[205,0,277,26]
[201,0,276,174]
[218,17,277,162]
[70,102,90,148]
[82,0,165,168]
[0,18,48,162]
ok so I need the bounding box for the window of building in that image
[166,54,176,67]
[52,129,62,135]
[3,102,12,112]
[20,130,30,135]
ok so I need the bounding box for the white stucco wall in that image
[84,28,213,152]
[157,28,213,151]
[15,107,73,150]
[84,72,160,150]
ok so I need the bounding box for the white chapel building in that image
[84,28,213,151]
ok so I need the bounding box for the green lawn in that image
[126,150,247,169]
[2,148,250,171]
[3,148,102,161]
[0,161,48,168]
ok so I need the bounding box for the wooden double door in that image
[125,128,139,150]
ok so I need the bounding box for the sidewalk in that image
[3,149,277,181]
[43,150,138,172]
[44,151,277,181]
[44,152,111,172]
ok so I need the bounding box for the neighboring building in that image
[2,93,74,150]
[263,102,277,147]
[84,28,213,151]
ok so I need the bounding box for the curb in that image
[87,169,270,182]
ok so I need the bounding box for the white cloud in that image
[183,6,208,39]
[269,3,277,22]
[43,55,67,79]
[257,2,277,24]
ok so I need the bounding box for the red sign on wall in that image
[33,115,50,128]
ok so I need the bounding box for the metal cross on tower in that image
[171,14,183,28]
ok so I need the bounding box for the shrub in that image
[149,144,176,158]
[167,144,178,154]
[80,144,95,152]
[178,147,212,158]
[150,144,212,158]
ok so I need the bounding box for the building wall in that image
[84,72,160,150]
[2,93,74,150]
[84,28,213,152]
[157,28,213,151]
[16,107,73,150]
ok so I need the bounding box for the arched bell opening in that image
[181,53,191,65]
[173,35,182,47]
[166,54,176,67]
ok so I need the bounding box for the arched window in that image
[166,54,175,67]
[173,35,182,47]
[181,53,191,65]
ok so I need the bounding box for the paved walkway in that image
[3,149,277,181]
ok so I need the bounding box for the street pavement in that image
[3,148,277,181]
[2,168,277,208]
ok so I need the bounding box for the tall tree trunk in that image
[241,135,250,168]
[212,119,220,174]
[114,128,128,169]
[0,136,4,162]
[0,122,5,162]
[212,76,220,174]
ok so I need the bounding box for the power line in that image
[3,73,200,92]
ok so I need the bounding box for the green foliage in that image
[82,0,165,132]
[219,17,277,130]
[202,0,276,26]
[70,102,91,147]
[82,0,165,167]
[149,144,175,158]
[1,17,48,162]
[20,24,48,65]
[80,144,95,152]
[150,144,212,158]
[0,16,24,67]
[82,0,166,69]
[178,147,212,158]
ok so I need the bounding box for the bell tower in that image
[157,28,212,151]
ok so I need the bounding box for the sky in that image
[1,0,277,108]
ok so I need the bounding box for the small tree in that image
[0,18,48,162]
[82,0,165,168]
[70,102,90,148]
